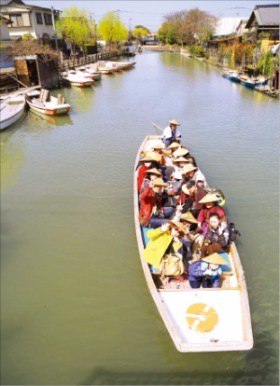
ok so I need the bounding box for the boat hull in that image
[134,135,254,352]
[70,81,93,87]
[26,99,70,115]
[0,97,26,130]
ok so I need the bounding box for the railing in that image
[59,50,128,71]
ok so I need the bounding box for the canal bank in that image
[1,51,278,385]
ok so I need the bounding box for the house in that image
[245,4,280,42]
[208,17,248,51]
[1,0,60,41]
[235,19,249,39]
[0,13,18,92]
[0,1,62,92]
[143,34,158,45]
[0,13,13,41]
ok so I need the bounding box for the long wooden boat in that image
[26,95,70,116]
[0,95,26,130]
[134,134,254,352]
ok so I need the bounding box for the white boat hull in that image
[26,96,70,116]
[0,96,26,130]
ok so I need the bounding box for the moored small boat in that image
[227,70,241,83]
[221,68,241,83]
[61,71,94,87]
[0,95,26,130]
[73,66,102,81]
[238,74,268,89]
[26,91,70,116]
[96,61,119,74]
[134,134,254,353]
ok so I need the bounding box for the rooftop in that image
[246,4,280,28]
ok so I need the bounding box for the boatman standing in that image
[162,119,182,148]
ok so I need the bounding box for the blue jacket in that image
[188,260,222,288]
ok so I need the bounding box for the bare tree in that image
[7,39,60,62]
[163,8,217,46]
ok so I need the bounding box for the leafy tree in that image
[98,12,128,44]
[165,11,188,46]
[157,21,177,44]
[56,7,91,55]
[133,27,149,41]
[257,50,275,77]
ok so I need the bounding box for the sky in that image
[24,0,277,32]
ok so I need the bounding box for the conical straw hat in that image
[202,253,228,266]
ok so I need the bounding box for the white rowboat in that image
[61,71,94,87]
[26,94,70,116]
[134,135,254,352]
[0,95,26,130]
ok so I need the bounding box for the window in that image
[44,13,52,26]
[36,12,43,25]
[10,14,23,27]
[8,13,30,27]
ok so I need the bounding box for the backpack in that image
[228,222,241,242]
[159,253,185,279]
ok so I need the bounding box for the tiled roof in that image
[246,4,280,27]
[256,4,279,25]
[1,0,25,5]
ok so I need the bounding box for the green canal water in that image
[1,52,279,385]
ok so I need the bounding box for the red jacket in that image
[137,165,149,192]
[197,205,227,224]
[139,186,164,226]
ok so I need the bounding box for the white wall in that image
[0,22,11,40]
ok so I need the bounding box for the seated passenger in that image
[184,155,198,167]
[139,177,170,228]
[200,213,230,258]
[188,230,204,261]
[140,168,162,194]
[167,170,183,197]
[162,119,181,148]
[191,179,207,217]
[136,152,161,192]
[197,192,227,234]
[179,179,197,213]
[150,142,166,166]
[173,156,189,175]
[181,164,208,187]
[188,252,228,288]
[172,146,190,162]
[165,141,181,159]
[181,212,204,263]
[143,220,188,269]
[180,210,199,234]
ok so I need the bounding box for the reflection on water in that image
[63,86,94,112]
[27,109,73,127]
[1,52,279,386]
[0,131,25,189]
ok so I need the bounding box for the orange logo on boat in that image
[185,303,218,332]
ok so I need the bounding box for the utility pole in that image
[51,6,58,50]
[129,18,132,41]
